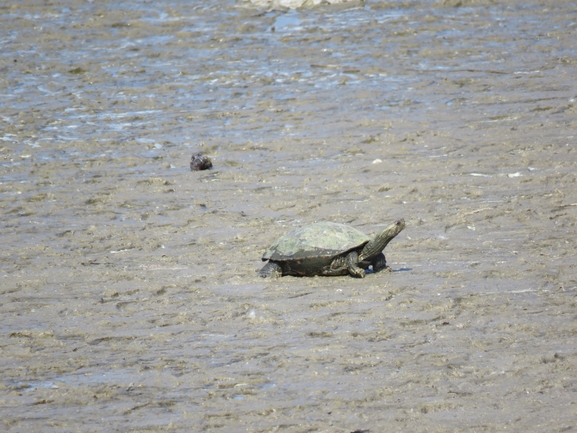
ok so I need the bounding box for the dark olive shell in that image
[262,222,369,262]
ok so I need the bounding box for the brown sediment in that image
[1,1,576,432]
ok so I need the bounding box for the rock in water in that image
[190,153,213,171]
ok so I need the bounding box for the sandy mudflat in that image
[1,0,576,431]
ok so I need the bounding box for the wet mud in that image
[1,0,576,432]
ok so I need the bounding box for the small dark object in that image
[190,153,213,171]
[69,67,87,74]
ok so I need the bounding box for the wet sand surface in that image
[1,0,577,431]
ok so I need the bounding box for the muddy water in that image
[1,0,577,431]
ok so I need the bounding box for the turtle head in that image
[359,219,405,261]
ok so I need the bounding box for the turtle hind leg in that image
[371,253,391,274]
[258,261,283,278]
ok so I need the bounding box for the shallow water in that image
[1,0,577,432]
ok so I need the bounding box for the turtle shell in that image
[262,222,370,262]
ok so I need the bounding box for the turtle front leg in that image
[258,261,283,278]
[371,253,391,274]
[346,251,366,278]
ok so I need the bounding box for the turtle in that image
[258,219,405,278]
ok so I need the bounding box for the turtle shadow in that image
[393,267,412,272]
[365,267,411,275]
